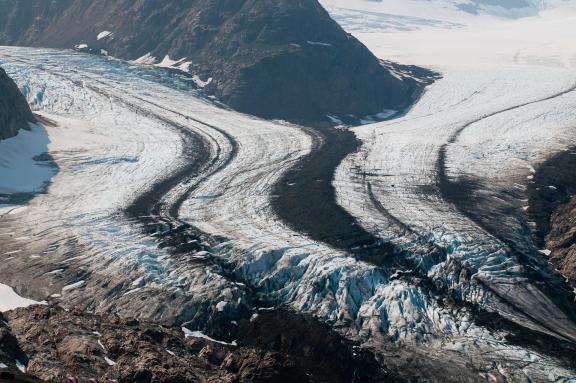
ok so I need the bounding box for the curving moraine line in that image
[272,124,400,265]
[436,82,576,343]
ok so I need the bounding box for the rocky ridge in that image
[528,149,576,286]
[0,305,398,383]
[547,197,576,285]
[0,66,35,140]
[0,0,420,123]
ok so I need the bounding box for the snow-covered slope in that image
[321,0,576,29]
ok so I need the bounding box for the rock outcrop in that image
[0,67,35,140]
[546,197,576,285]
[0,0,419,123]
[1,305,399,382]
[528,149,576,286]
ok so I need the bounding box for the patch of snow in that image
[0,124,56,194]
[156,55,187,68]
[15,360,25,373]
[0,363,7,369]
[62,280,85,292]
[0,283,40,312]
[306,40,332,47]
[104,356,116,366]
[97,31,113,41]
[177,61,192,72]
[130,53,157,65]
[166,349,175,356]
[75,44,88,49]
[216,301,227,312]
[182,327,237,346]
[123,288,141,296]
[192,75,212,88]
[326,114,343,124]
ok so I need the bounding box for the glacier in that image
[0,6,576,379]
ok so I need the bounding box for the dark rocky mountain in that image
[528,149,576,286]
[0,67,36,140]
[547,197,576,285]
[0,0,418,123]
[0,305,399,383]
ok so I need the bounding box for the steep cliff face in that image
[0,0,419,122]
[546,197,576,285]
[527,149,576,286]
[0,67,35,140]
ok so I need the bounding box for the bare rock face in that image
[0,0,419,123]
[527,149,576,286]
[546,197,576,284]
[2,305,398,383]
[0,67,36,140]
[0,313,29,376]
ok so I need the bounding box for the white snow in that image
[15,360,25,373]
[216,301,228,312]
[192,75,212,88]
[0,124,56,194]
[155,55,186,68]
[0,283,40,312]
[97,31,113,41]
[75,44,88,49]
[182,327,237,346]
[321,0,576,25]
[130,53,193,74]
[306,40,332,47]
[104,356,116,366]
[130,53,157,65]
[62,280,85,292]
[0,363,7,369]
[178,61,192,72]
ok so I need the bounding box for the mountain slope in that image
[0,0,418,122]
[0,67,35,140]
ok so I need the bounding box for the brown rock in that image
[2,305,397,382]
[547,197,576,284]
